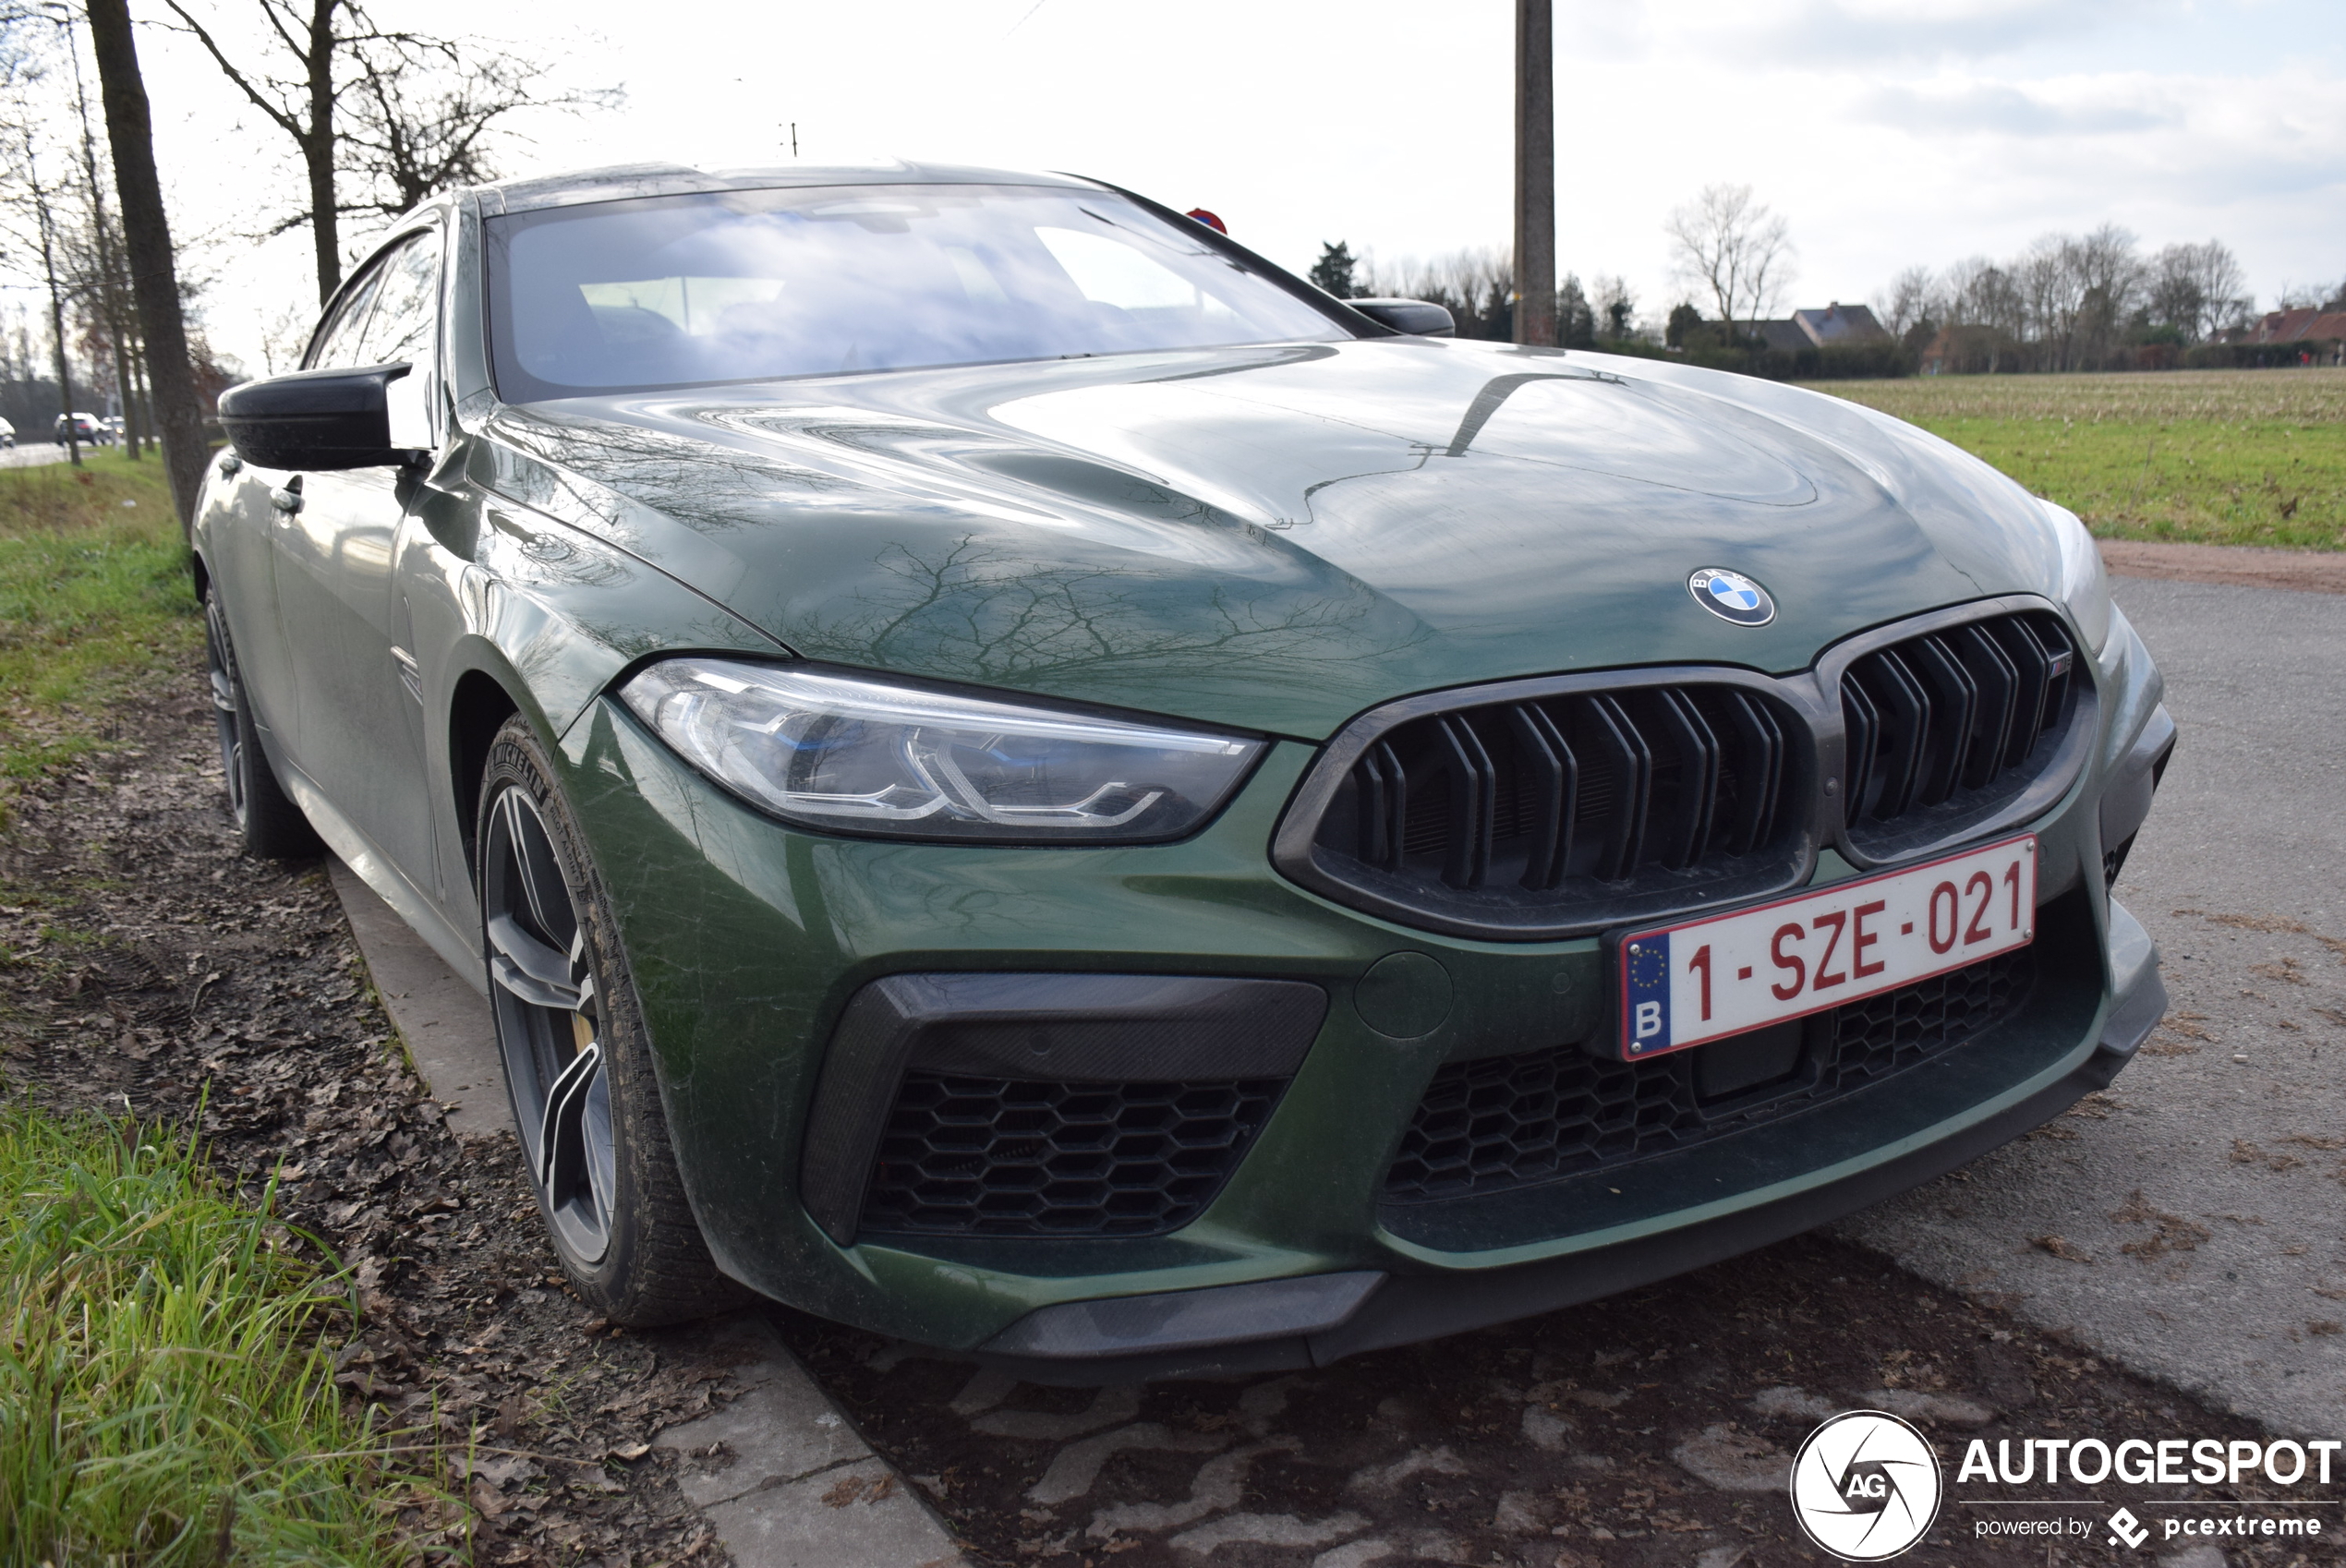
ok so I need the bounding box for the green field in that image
[1804,368,2346,551]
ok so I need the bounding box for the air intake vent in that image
[1840,610,2081,860]
[861,1073,1286,1237]
[1383,948,2035,1205]
[1297,682,1808,939]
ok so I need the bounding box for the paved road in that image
[1848,575,2346,1433]
[0,442,74,468]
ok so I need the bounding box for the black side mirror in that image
[217,363,426,471]
[1351,298,1456,338]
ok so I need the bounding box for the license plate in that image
[1615,835,2037,1060]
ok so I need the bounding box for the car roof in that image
[472,159,1099,216]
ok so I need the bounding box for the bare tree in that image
[163,1,610,303]
[1663,183,1794,343]
[0,25,81,464]
[1875,263,1936,340]
[57,18,143,457]
[164,0,363,303]
[1360,247,1516,341]
[87,0,213,525]
[2148,240,2245,344]
[1590,273,1637,340]
[339,36,616,223]
[2068,223,2143,365]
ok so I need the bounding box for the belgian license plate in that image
[1615,836,2037,1060]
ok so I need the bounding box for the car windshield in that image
[484,183,1348,399]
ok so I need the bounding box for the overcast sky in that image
[44,0,2346,371]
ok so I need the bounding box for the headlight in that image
[2042,498,2110,656]
[619,658,1264,843]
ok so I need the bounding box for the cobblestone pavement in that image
[785,1233,2332,1567]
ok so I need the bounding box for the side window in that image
[356,232,441,368]
[307,268,384,369]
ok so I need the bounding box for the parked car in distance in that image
[54,412,111,445]
[196,160,2174,1381]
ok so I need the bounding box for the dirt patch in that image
[2100,538,2346,594]
[0,672,749,1566]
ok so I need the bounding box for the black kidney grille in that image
[1329,685,1798,897]
[1383,949,2035,1204]
[1841,611,2076,849]
[860,1073,1287,1237]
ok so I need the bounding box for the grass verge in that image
[0,450,198,779]
[0,1104,435,1564]
[1806,368,2346,550]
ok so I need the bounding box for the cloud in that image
[1858,81,2182,136]
[1562,0,2168,67]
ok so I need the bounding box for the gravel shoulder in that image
[2102,540,2346,595]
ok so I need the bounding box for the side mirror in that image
[1351,297,1456,338]
[216,363,429,471]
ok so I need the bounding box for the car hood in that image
[473,338,2065,740]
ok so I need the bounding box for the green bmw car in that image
[201,162,2173,1380]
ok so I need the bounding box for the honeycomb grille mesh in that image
[1384,950,2035,1204]
[860,1074,1287,1237]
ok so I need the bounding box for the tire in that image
[477,715,745,1326]
[204,587,323,860]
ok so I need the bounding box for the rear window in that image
[484,183,1346,400]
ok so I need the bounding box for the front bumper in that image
[553,603,2170,1374]
[973,908,2164,1381]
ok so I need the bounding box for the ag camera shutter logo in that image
[1789,1410,1944,1560]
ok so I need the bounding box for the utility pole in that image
[1512,0,1555,347]
[86,0,212,535]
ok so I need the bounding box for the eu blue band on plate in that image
[1624,932,1672,1055]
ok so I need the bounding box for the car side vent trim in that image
[1271,596,2096,942]
[798,972,1328,1246]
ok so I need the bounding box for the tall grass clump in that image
[0,1104,423,1564]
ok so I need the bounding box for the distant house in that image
[1749,302,1892,353]
[1791,303,1892,344]
[2244,308,2346,346]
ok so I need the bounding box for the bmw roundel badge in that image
[1687,567,1775,627]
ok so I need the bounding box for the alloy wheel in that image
[481,784,618,1265]
[203,597,250,830]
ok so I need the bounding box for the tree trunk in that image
[305,0,339,303]
[84,0,208,533]
[45,278,79,469]
[113,336,140,457]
